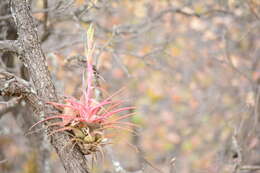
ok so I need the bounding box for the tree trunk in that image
[2,0,91,172]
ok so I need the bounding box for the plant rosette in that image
[30,55,135,156]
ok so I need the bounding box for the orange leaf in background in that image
[106,16,121,27]
[189,98,198,110]
[112,68,124,79]
[170,46,181,56]
[75,0,85,6]
[171,94,182,103]
[253,71,260,81]
[140,45,152,55]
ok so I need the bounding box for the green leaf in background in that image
[131,114,144,125]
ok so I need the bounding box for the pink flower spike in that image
[84,60,94,107]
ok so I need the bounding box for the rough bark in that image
[0,0,50,172]
[4,0,90,172]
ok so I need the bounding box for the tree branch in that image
[0,71,41,110]
[0,96,21,118]
[9,0,90,172]
[0,40,20,53]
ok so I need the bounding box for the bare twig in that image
[223,32,252,82]
[240,165,260,171]
[86,7,233,36]
[40,0,51,43]
[169,157,176,173]
[46,40,82,53]
[106,146,144,173]
[42,0,48,31]
[232,129,242,173]
[0,1,63,21]
[0,159,7,164]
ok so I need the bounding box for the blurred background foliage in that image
[0,0,260,172]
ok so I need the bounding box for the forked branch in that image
[0,40,20,53]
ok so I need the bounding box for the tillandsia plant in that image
[30,25,136,157]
